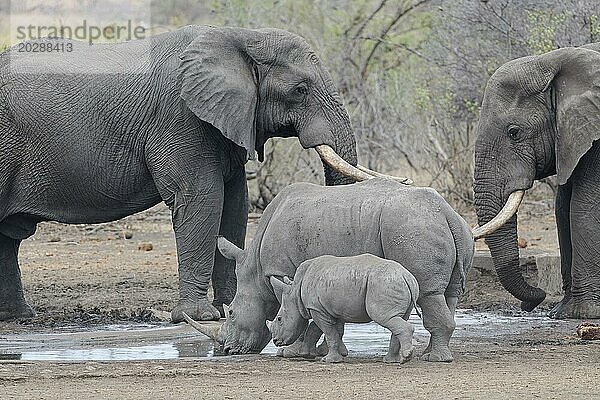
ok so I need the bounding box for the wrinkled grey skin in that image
[474,42,600,318]
[0,25,357,322]
[269,254,419,363]
[217,178,474,361]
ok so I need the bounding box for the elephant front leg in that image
[211,168,247,316]
[551,184,600,318]
[169,187,225,323]
[550,146,600,319]
[548,183,573,318]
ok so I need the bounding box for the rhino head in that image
[184,236,280,354]
[267,276,309,347]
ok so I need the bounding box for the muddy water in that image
[0,310,567,361]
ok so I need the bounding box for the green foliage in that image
[146,1,600,209]
[527,10,567,54]
[590,15,600,41]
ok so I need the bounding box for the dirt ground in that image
[1,200,599,399]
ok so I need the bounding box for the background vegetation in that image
[4,1,600,211]
[163,0,596,212]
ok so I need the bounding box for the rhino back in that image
[298,255,416,322]
[259,179,456,296]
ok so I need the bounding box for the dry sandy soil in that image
[1,201,599,399]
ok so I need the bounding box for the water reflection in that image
[0,310,564,361]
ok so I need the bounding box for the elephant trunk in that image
[474,184,546,311]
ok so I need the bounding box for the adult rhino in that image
[186,179,474,362]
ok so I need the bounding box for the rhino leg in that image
[276,321,322,359]
[380,317,414,363]
[316,322,347,357]
[311,311,344,363]
[418,294,455,362]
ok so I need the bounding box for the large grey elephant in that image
[185,179,474,362]
[473,42,600,318]
[0,25,401,322]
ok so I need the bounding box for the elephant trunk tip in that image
[520,288,546,312]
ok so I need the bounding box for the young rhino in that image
[267,254,419,363]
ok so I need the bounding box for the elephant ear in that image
[539,47,600,185]
[179,27,259,161]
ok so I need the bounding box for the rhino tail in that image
[403,274,421,319]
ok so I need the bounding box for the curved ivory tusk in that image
[356,164,413,185]
[314,145,412,184]
[182,312,224,342]
[472,190,525,240]
[315,145,373,181]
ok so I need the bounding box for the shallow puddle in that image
[0,310,567,361]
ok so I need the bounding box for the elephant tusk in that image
[472,190,525,240]
[223,304,230,321]
[182,312,224,343]
[356,164,413,185]
[315,145,412,184]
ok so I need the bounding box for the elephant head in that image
[473,45,600,311]
[179,26,410,186]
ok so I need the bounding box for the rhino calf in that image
[267,254,419,363]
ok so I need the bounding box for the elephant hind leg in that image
[0,233,34,320]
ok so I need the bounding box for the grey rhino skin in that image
[268,254,419,364]
[216,178,474,361]
[0,25,359,322]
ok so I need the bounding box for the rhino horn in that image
[182,312,224,343]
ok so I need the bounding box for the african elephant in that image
[473,42,600,318]
[0,25,401,322]
[185,179,474,362]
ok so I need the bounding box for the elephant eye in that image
[295,84,309,96]
[507,125,521,140]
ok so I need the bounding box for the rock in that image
[48,237,61,243]
[148,308,171,322]
[577,322,600,340]
[138,243,153,251]
[517,237,528,248]
[124,231,133,239]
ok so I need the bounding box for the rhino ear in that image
[217,236,244,261]
[283,276,294,285]
[270,276,289,303]
[265,320,273,331]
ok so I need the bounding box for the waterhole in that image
[0,310,563,361]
